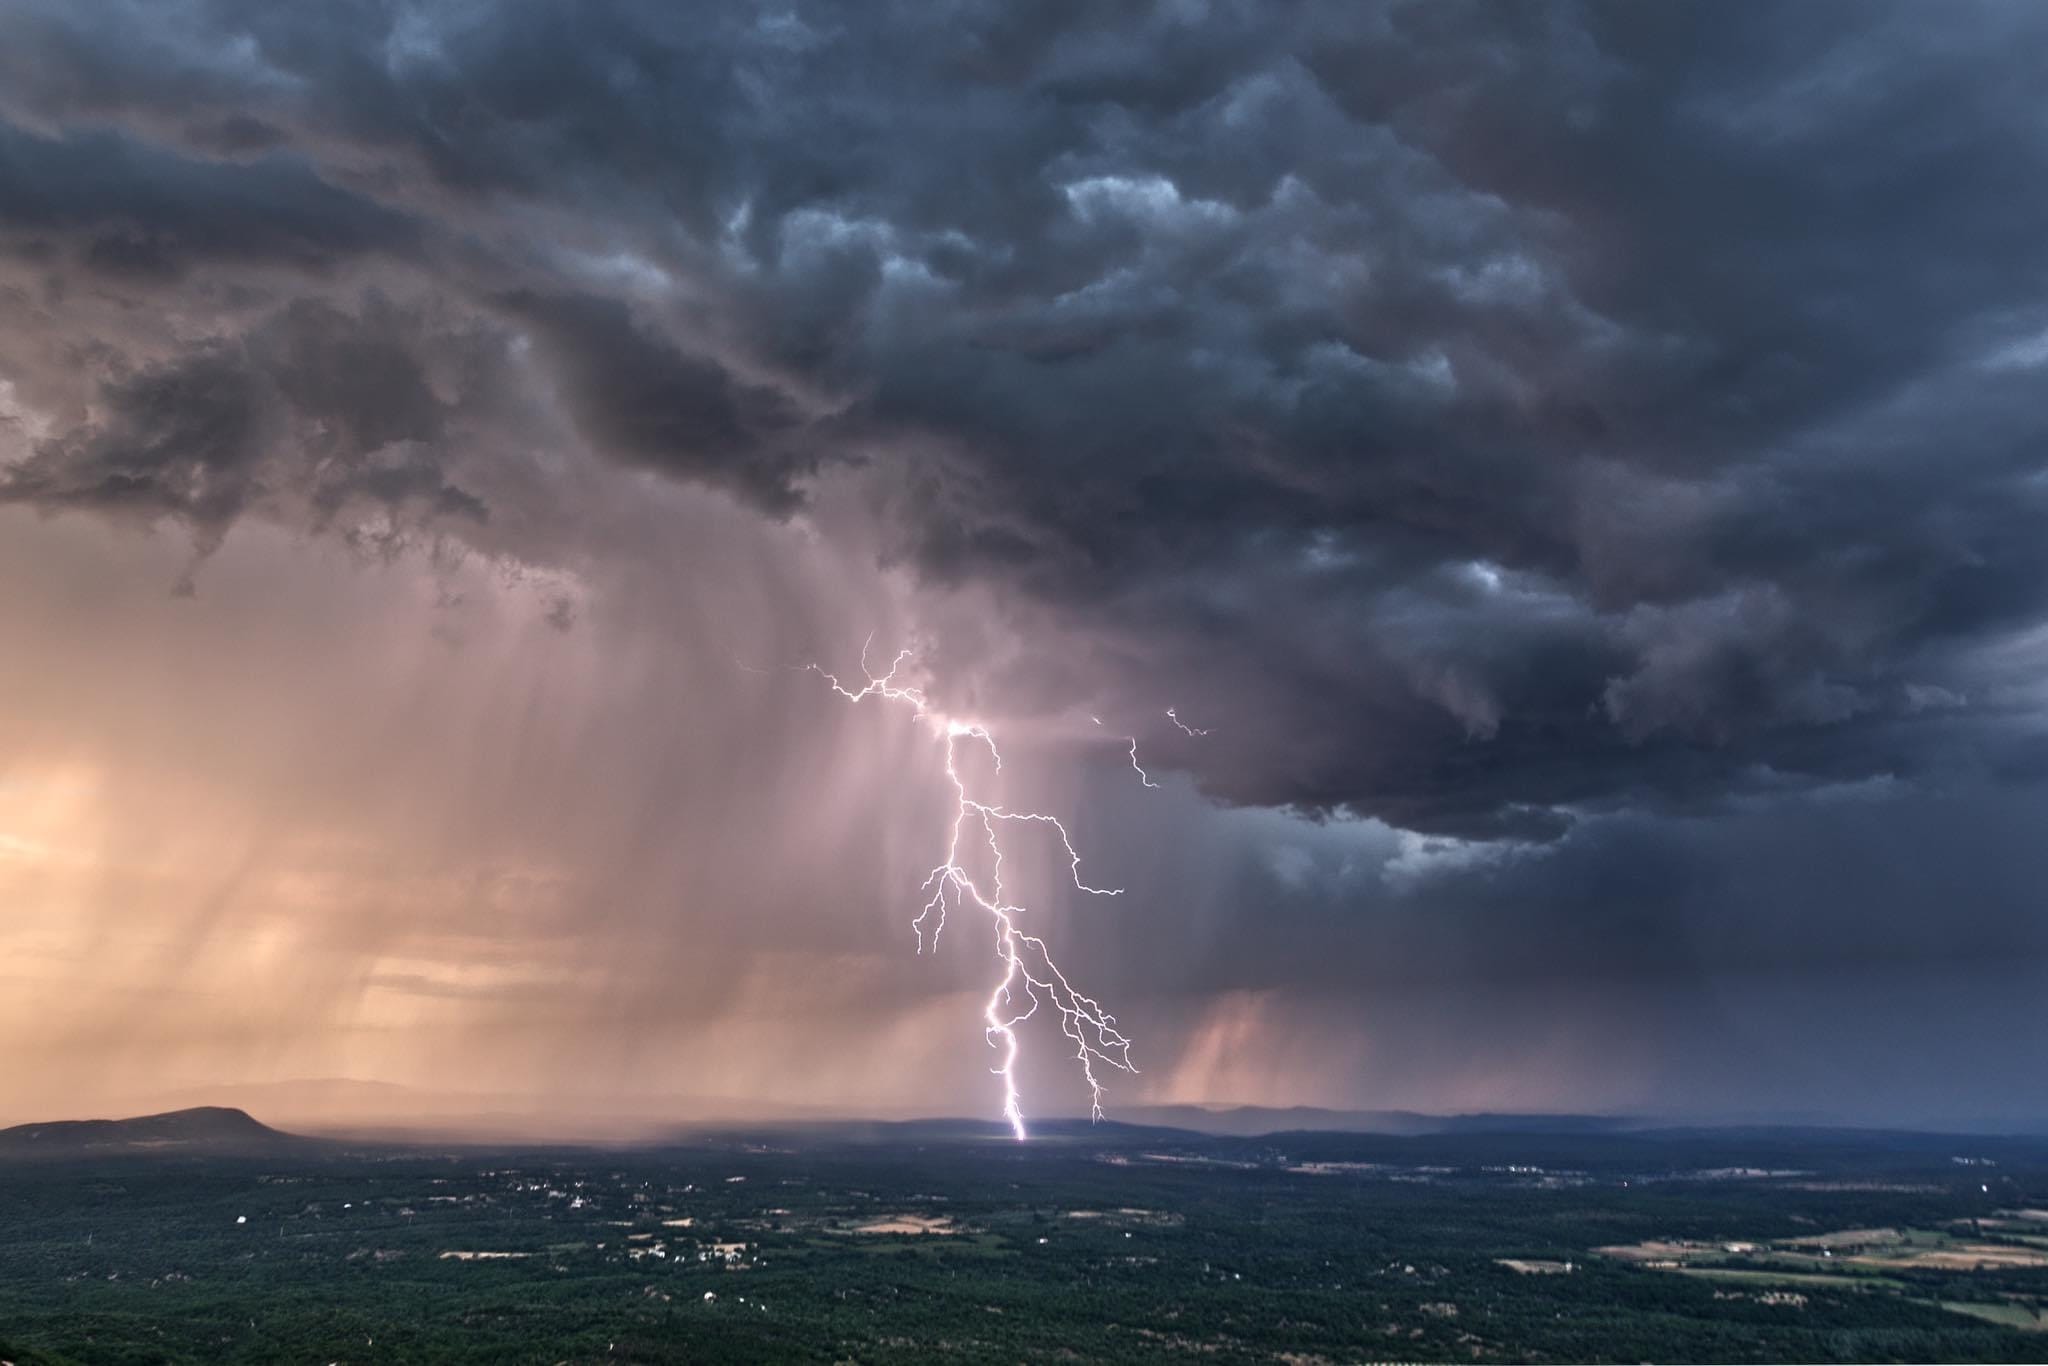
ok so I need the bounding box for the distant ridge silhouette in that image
[1110,1105,1640,1138]
[0,1106,299,1157]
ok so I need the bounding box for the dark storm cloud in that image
[4,346,266,535]
[0,123,417,279]
[496,290,814,512]
[4,0,2048,838]
[0,295,486,573]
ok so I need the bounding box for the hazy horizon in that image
[11,1076,2048,1147]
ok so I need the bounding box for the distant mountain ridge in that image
[0,1106,299,1156]
[1111,1104,1643,1138]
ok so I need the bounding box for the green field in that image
[1941,1301,2048,1332]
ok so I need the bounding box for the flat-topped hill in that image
[0,1106,297,1157]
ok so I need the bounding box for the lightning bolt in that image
[1166,706,1210,737]
[811,637,1138,1139]
[1126,738,1159,789]
[1090,715,1160,790]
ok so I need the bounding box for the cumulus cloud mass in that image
[2,0,2045,1133]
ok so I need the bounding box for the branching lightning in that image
[1091,715,1160,790]
[1166,706,1210,737]
[810,637,1140,1139]
[1126,738,1160,789]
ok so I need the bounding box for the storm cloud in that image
[2,1,2045,1129]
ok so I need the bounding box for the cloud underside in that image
[4,0,2048,837]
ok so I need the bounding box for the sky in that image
[2,1,2046,1136]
